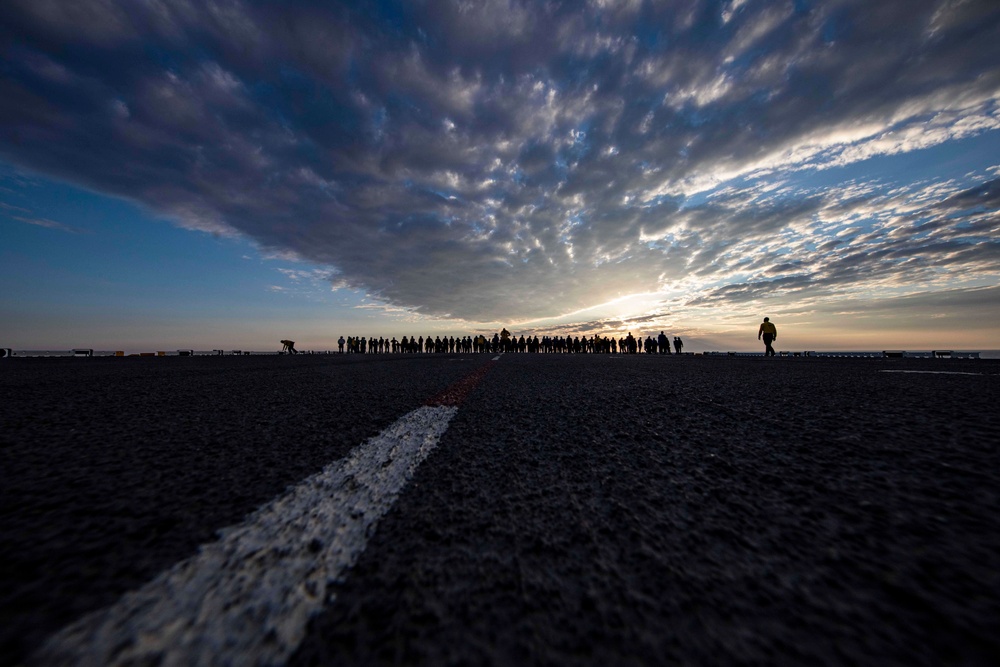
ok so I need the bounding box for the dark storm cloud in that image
[1,0,999,321]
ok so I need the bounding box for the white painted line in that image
[492,354,502,361]
[879,370,982,376]
[33,405,459,667]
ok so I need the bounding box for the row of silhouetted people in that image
[335,330,683,355]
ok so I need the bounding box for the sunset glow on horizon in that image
[2,1,999,353]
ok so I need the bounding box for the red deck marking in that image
[425,360,497,406]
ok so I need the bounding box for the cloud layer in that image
[2,0,999,324]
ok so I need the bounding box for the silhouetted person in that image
[657,331,669,354]
[673,336,683,354]
[337,336,345,353]
[758,317,777,357]
[280,339,298,354]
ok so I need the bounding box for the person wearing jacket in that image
[757,318,777,357]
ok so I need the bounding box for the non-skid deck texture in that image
[2,355,998,665]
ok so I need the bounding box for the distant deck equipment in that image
[704,350,981,359]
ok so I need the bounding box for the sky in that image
[2,0,999,353]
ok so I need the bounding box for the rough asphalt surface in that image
[1,354,998,665]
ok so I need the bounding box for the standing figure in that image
[674,337,683,354]
[758,317,777,357]
[337,336,345,353]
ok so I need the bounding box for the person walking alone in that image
[757,317,777,357]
